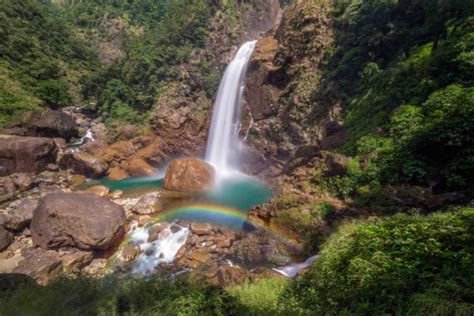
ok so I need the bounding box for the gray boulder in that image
[0,136,58,176]
[31,193,125,250]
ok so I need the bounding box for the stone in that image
[107,167,129,181]
[0,198,37,231]
[0,226,14,251]
[147,223,170,242]
[217,239,232,248]
[82,258,107,276]
[97,141,135,163]
[31,193,126,250]
[0,254,24,274]
[60,150,108,178]
[190,249,211,263]
[190,223,213,236]
[69,175,86,188]
[111,190,123,199]
[11,173,34,191]
[169,224,182,233]
[122,244,140,262]
[164,158,215,192]
[123,158,158,177]
[0,177,17,203]
[13,248,64,285]
[0,136,58,176]
[20,109,78,141]
[138,215,151,226]
[132,192,161,215]
[83,185,110,197]
[61,251,93,274]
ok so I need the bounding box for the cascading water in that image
[205,41,257,176]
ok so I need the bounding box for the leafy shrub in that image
[0,276,241,315]
[227,278,290,315]
[281,207,474,315]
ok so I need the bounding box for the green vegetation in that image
[3,208,472,315]
[0,0,253,127]
[281,206,474,315]
[317,0,474,195]
[0,277,240,315]
[0,0,97,126]
[228,278,290,315]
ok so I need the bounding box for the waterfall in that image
[205,41,257,176]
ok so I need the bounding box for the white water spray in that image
[205,41,257,175]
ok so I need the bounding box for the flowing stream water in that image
[205,41,257,175]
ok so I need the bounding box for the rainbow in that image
[148,204,303,249]
[147,204,249,230]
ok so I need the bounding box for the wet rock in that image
[147,223,170,242]
[164,158,215,192]
[107,167,129,181]
[69,175,86,188]
[60,150,108,178]
[169,224,182,233]
[123,158,158,177]
[190,223,213,236]
[132,192,161,215]
[137,215,151,226]
[0,226,14,251]
[0,136,58,176]
[31,193,125,250]
[19,109,78,141]
[122,244,140,262]
[83,185,110,197]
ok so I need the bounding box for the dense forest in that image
[0,0,473,315]
[0,0,246,125]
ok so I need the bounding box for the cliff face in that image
[241,0,337,178]
[146,0,282,160]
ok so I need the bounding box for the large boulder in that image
[164,158,215,192]
[0,136,58,176]
[19,109,78,141]
[60,150,108,178]
[31,193,125,250]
